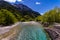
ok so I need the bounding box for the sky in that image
[4,0,60,14]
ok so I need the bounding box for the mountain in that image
[13,1,40,17]
[14,3,40,16]
[0,1,40,26]
[0,1,40,16]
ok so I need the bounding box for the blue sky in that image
[4,0,60,14]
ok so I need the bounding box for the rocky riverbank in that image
[45,26,60,40]
[0,22,21,40]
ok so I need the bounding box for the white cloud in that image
[41,13,44,15]
[18,0,24,2]
[18,0,22,1]
[4,0,16,2]
[4,0,23,3]
[36,2,41,5]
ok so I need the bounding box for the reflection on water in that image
[16,22,49,40]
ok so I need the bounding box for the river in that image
[0,21,50,40]
[16,22,50,40]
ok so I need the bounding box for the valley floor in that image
[0,21,60,40]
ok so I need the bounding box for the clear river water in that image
[15,22,50,40]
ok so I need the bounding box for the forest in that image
[36,7,60,25]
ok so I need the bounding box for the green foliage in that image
[0,11,6,25]
[0,8,39,26]
[35,16,42,21]
[0,9,18,26]
[36,8,60,24]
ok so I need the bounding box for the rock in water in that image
[16,22,49,40]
